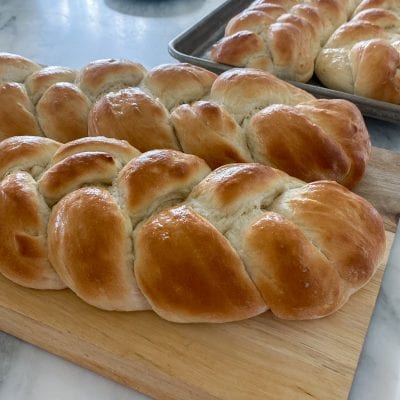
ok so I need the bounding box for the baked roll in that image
[172,69,371,188]
[316,6,400,102]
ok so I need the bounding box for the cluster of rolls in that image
[211,0,400,103]
[316,0,400,102]
[211,0,363,81]
[0,135,386,322]
[0,52,371,188]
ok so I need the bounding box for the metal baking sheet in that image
[168,0,400,123]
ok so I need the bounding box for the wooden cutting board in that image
[0,146,399,400]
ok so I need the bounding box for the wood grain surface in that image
[0,146,399,400]
[354,147,400,233]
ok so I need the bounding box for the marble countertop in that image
[0,1,399,399]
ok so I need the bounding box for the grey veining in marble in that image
[0,0,399,399]
[0,332,149,400]
[0,0,213,70]
[0,333,19,385]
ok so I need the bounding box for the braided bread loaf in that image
[316,1,400,102]
[210,0,363,81]
[0,135,385,322]
[0,53,216,144]
[0,53,371,188]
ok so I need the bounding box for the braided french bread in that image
[0,53,371,188]
[316,0,400,102]
[0,54,216,144]
[0,135,385,322]
[210,0,363,81]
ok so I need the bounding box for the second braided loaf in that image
[0,53,371,188]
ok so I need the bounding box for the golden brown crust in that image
[51,136,140,164]
[88,88,179,151]
[225,9,278,36]
[210,69,315,122]
[267,16,316,81]
[38,152,119,204]
[134,205,267,323]
[77,58,146,100]
[25,66,77,104]
[307,0,347,23]
[316,9,400,103]
[250,3,288,16]
[292,4,326,42]
[250,0,299,11]
[354,7,399,25]
[189,163,302,216]
[271,181,386,290]
[246,98,370,187]
[323,19,384,48]
[141,63,217,110]
[354,0,399,15]
[171,101,252,169]
[36,83,91,143]
[350,39,400,103]
[248,105,352,183]
[0,136,60,179]
[242,212,345,319]
[48,187,149,311]
[0,172,65,289]
[295,99,371,187]
[210,31,273,72]
[0,52,40,83]
[0,83,42,140]
[118,150,210,223]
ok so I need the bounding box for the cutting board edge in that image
[0,303,219,400]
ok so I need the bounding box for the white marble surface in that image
[0,0,399,399]
[350,229,400,400]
